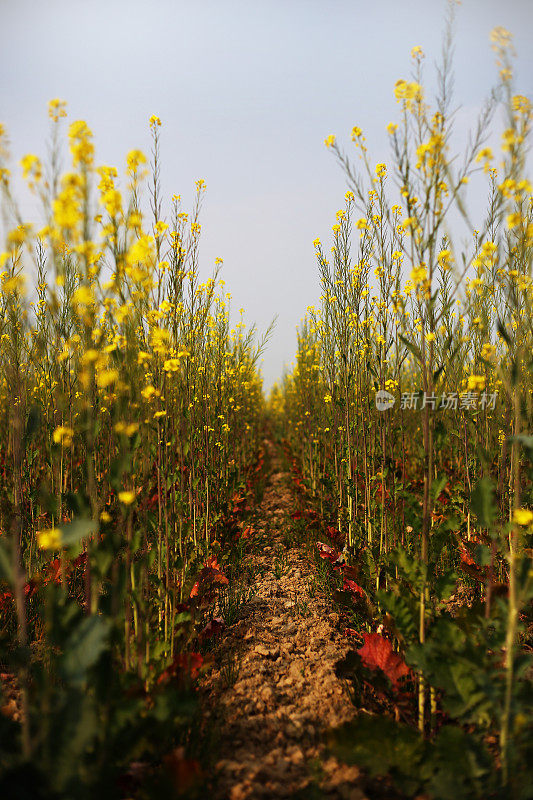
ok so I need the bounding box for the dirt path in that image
[201,441,366,800]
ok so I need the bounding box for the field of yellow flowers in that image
[0,105,269,796]
[275,21,533,800]
[0,12,532,800]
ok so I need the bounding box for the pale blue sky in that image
[2,0,532,387]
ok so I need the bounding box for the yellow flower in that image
[481,343,496,361]
[387,122,398,135]
[475,147,493,163]
[7,224,32,248]
[126,149,147,172]
[137,351,152,365]
[324,134,336,148]
[100,511,112,523]
[410,264,427,286]
[81,349,99,365]
[48,98,67,121]
[513,508,533,526]
[114,422,139,436]
[118,490,136,506]
[438,249,452,269]
[502,129,520,152]
[37,528,63,550]
[102,188,122,217]
[2,273,26,296]
[149,114,161,128]
[163,357,183,372]
[154,410,166,419]
[150,327,170,355]
[71,285,95,307]
[96,369,119,389]
[512,95,531,115]
[490,26,513,51]
[324,394,332,403]
[154,220,169,237]
[141,385,159,400]
[20,154,42,182]
[467,375,485,392]
[375,163,387,178]
[52,426,74,447]
[394,80,423,108]
[127,235,154,266]
[68,120,94,167]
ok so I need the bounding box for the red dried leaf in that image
[201,616,225,639]
[317,541,337,559]
[343,579,366,599]
[157,652,204,685]
[344,627,360,638]
[358,633,410,687]
[459,544,476,566]
[163,747,201,791]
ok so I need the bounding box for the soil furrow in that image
[202,441,366,799]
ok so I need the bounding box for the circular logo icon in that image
[375,389,395,411]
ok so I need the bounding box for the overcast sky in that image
[2,0,532,388]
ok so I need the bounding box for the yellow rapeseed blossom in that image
[114,422,139,436]
[52,426,74,446]
[127,235,154,266]
[410,264,427,286]
[467,375,486,392]
[20,154,42,182]
[71,285,95,307]
[394,80,423,109]
[102,188,122,217]
[48,98,67,121]
[141,385,159,400]
[150,327,170,355]
[69,120,94,167]
[513,508,533,526]
[324,134,336,148]
[118,491,136,506]
[96,369,119,389]
[126,149,147,172]
[37,528,63,550]
[481,343,496,361]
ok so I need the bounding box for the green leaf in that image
[431,473,448,502]
[470,478,496,529]
[497,319,511,346]
[400,335,423,363]
[328,716,425,795]
[61,517,98,547]
[0,539,13,583]
[23,405,40,445]
[60,615,111,687]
